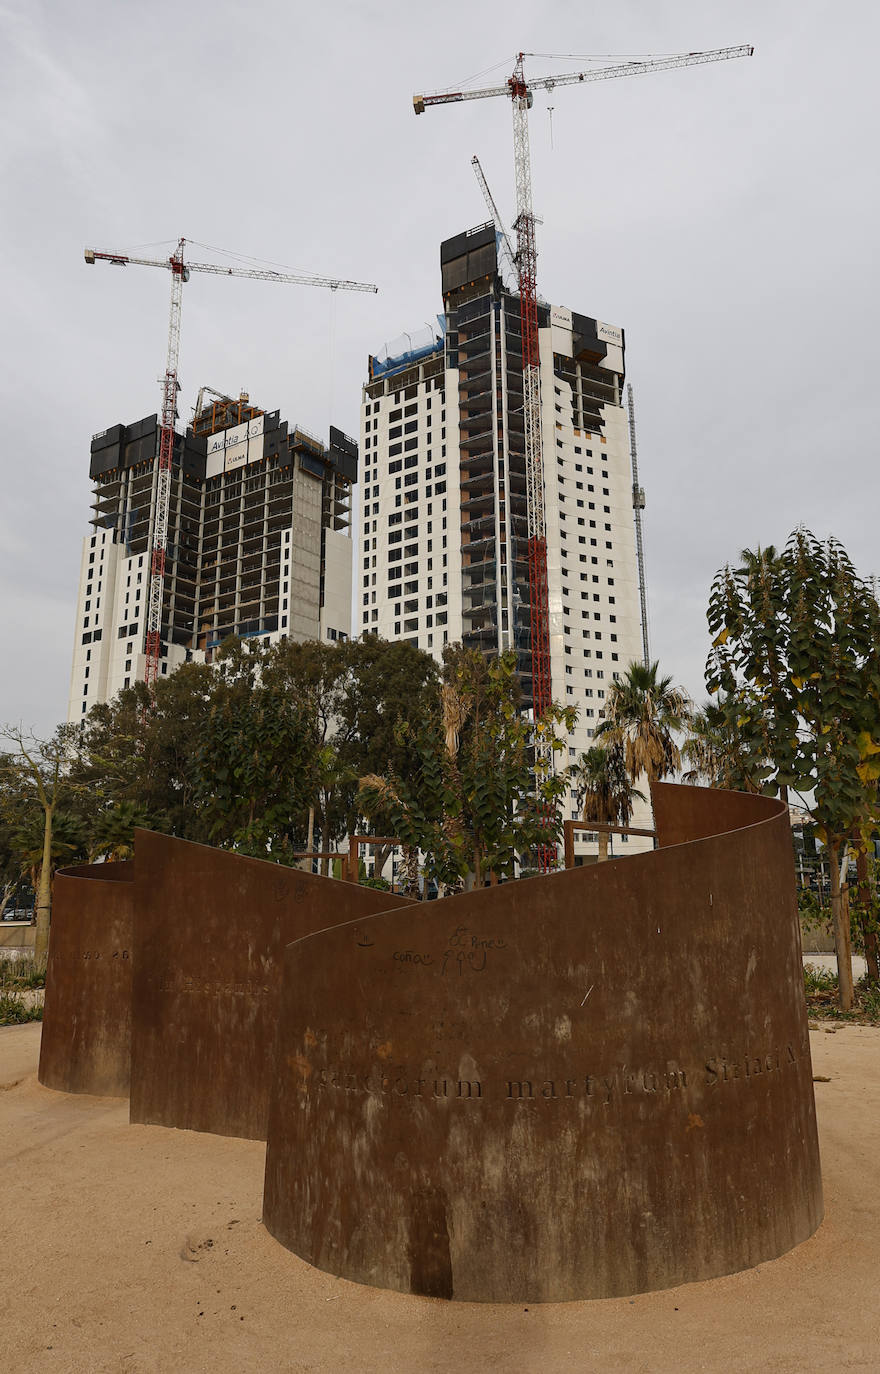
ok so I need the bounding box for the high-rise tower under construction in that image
[68,392,355,720]
[359,224,651,856]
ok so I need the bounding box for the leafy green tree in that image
[706,544,803,801]
[194,666,320,858]
[77,663,217,843]
[571,743,644,862]
[358,710,461,895]
[359,649,576,891]
[705,529,880,1009]
[0,725,90,959]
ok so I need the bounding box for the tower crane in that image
[85,238,377,689]
[415,45,752,868]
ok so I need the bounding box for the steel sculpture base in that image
[262,783,823,1303]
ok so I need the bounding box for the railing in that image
[562,820,657,869]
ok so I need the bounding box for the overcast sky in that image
[1,0,877,735]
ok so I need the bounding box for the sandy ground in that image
[2,1024,879,1374]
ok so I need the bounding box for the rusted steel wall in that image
[263,782,823,1303]
[129,831,414,1141]
[652,779,781,849]
[39,861,134,1098]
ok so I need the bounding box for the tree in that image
[194,662,320,858]
[705,529,880,1009]
[89,801,158,862]
[706,544,803,802]
[571,743,644,862]
[682,698,767,792]
[0,725,89,959]
[597,661,690,784]
[76,662,217,844]
[359,649,577,892]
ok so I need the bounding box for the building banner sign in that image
[224,422,248,453]
[597,320,623,347]
[224,444,248,473]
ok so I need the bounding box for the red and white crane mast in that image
[85,240,377,689]
[508,55,552,730]
[147,238,185,688]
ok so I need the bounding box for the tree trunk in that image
[855,848,879,984]
[473,845,482,890]
[597,831,609,863]
[302,806,315,872]
[400,844,420,900]
[34,804,54,961]
[828,839,854,1010]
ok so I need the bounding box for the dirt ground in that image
[2,1023,879,1374]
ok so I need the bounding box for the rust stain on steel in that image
[263,782,824,1303]
[128,830,414,1141]
[39,861,134,1098]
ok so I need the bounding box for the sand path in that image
[2,1022,878,1373]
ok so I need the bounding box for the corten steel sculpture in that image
[263,783,823,1303]
[39,861,134,1098]
[129,830,414,1140]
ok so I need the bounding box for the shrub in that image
[803,964,837,996]
[0,956,46,991]
[0,993,43,1026]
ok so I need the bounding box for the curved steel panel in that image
[263,782,823,1302]
[129,831,414,1140]
[39,861,134,1097]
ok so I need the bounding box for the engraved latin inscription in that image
[300,1044,803,1105]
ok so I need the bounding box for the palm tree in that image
[89,801,157,863]
[681,698,765,793]
[571,743,644,862]
[13,810,84,897]
[598,661,690,786]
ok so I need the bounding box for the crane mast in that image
[86,239,377,690]
[627,383,650,667]
[144,238,185,688]
[509,56,552,747]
